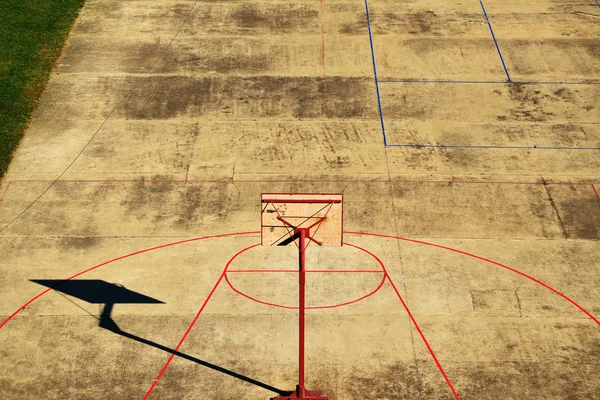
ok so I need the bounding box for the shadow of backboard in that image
[30,278,285,395]
[30,279,164,305]
[30,279,163,331]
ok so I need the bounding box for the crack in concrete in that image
[542,177,568,240]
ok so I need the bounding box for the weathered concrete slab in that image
[0,0,598,399]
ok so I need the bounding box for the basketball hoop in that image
[261,193,342,400]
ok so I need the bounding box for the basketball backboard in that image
[261,193,343,247]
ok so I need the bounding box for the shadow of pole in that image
[30,279,287,396]
[99,305,287,396]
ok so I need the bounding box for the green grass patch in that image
[0,0,85,178]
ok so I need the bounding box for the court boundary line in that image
[364,0,387,145]
[362,0,600,149]
[385,271,461,398]
[479,0,511,82]
[343,241,462,398]
[1,178,595,185]
[386,144,600,150]
[379,79,600,85]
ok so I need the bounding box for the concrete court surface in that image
[0,0,599,399]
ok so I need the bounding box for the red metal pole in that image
[298,228,306,399]
[270,226,329,400]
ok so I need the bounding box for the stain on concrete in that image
[213,54,271,74]
[119,77,372,120]
[345,361,446,399]
[442,149,481,168]
[340,11,482,36]
[231,4,318,32]
[308,366,339,398]
[59,237,101,250]
[173,185,230,228]
[121,77,212,119]
[407,11,439,35]
[558,197,600,240]
[458,349,600,399]
[120,175,175,224]
[471,290,520,315]
[159,40,273,74]
[338,9,368,35]
[321,78,370,118]
[508,84,558,121]
[383,93,428,119]
[528,191,559,239]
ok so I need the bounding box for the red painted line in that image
[225,273,296,310]
[308,269,382,273]
[4,178,593,185]
[143,243,260,399]
[227,269,297,273]
[262,199,341,204]
[385,269,461,400]
[225,271,386,310]
[0,231,260,330]
[224,241,386,309]
[344,241,459,398]
[345,231,600,326]
[592,184,600,203]
[2,227,597,400]
[321,22,326,77]
[3,231,597,327]
[226,269,383,273]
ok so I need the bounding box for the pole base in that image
[271,385,330,400]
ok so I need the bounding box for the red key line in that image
[226,269,382,273]
[344,242,461,399]
[143,243,261,399]
[321,22,326,76]
[320,0,326,76]
[224,270,386,310]
[223,239,386,310]
[386,271,461,399]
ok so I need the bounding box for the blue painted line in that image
[595,0,600,9]
[514,81,600,85]
[378,79,600,85]
[364,0,387,145]
[380,79,506,84]
[480,0,511,82]
[385,143,600,150]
